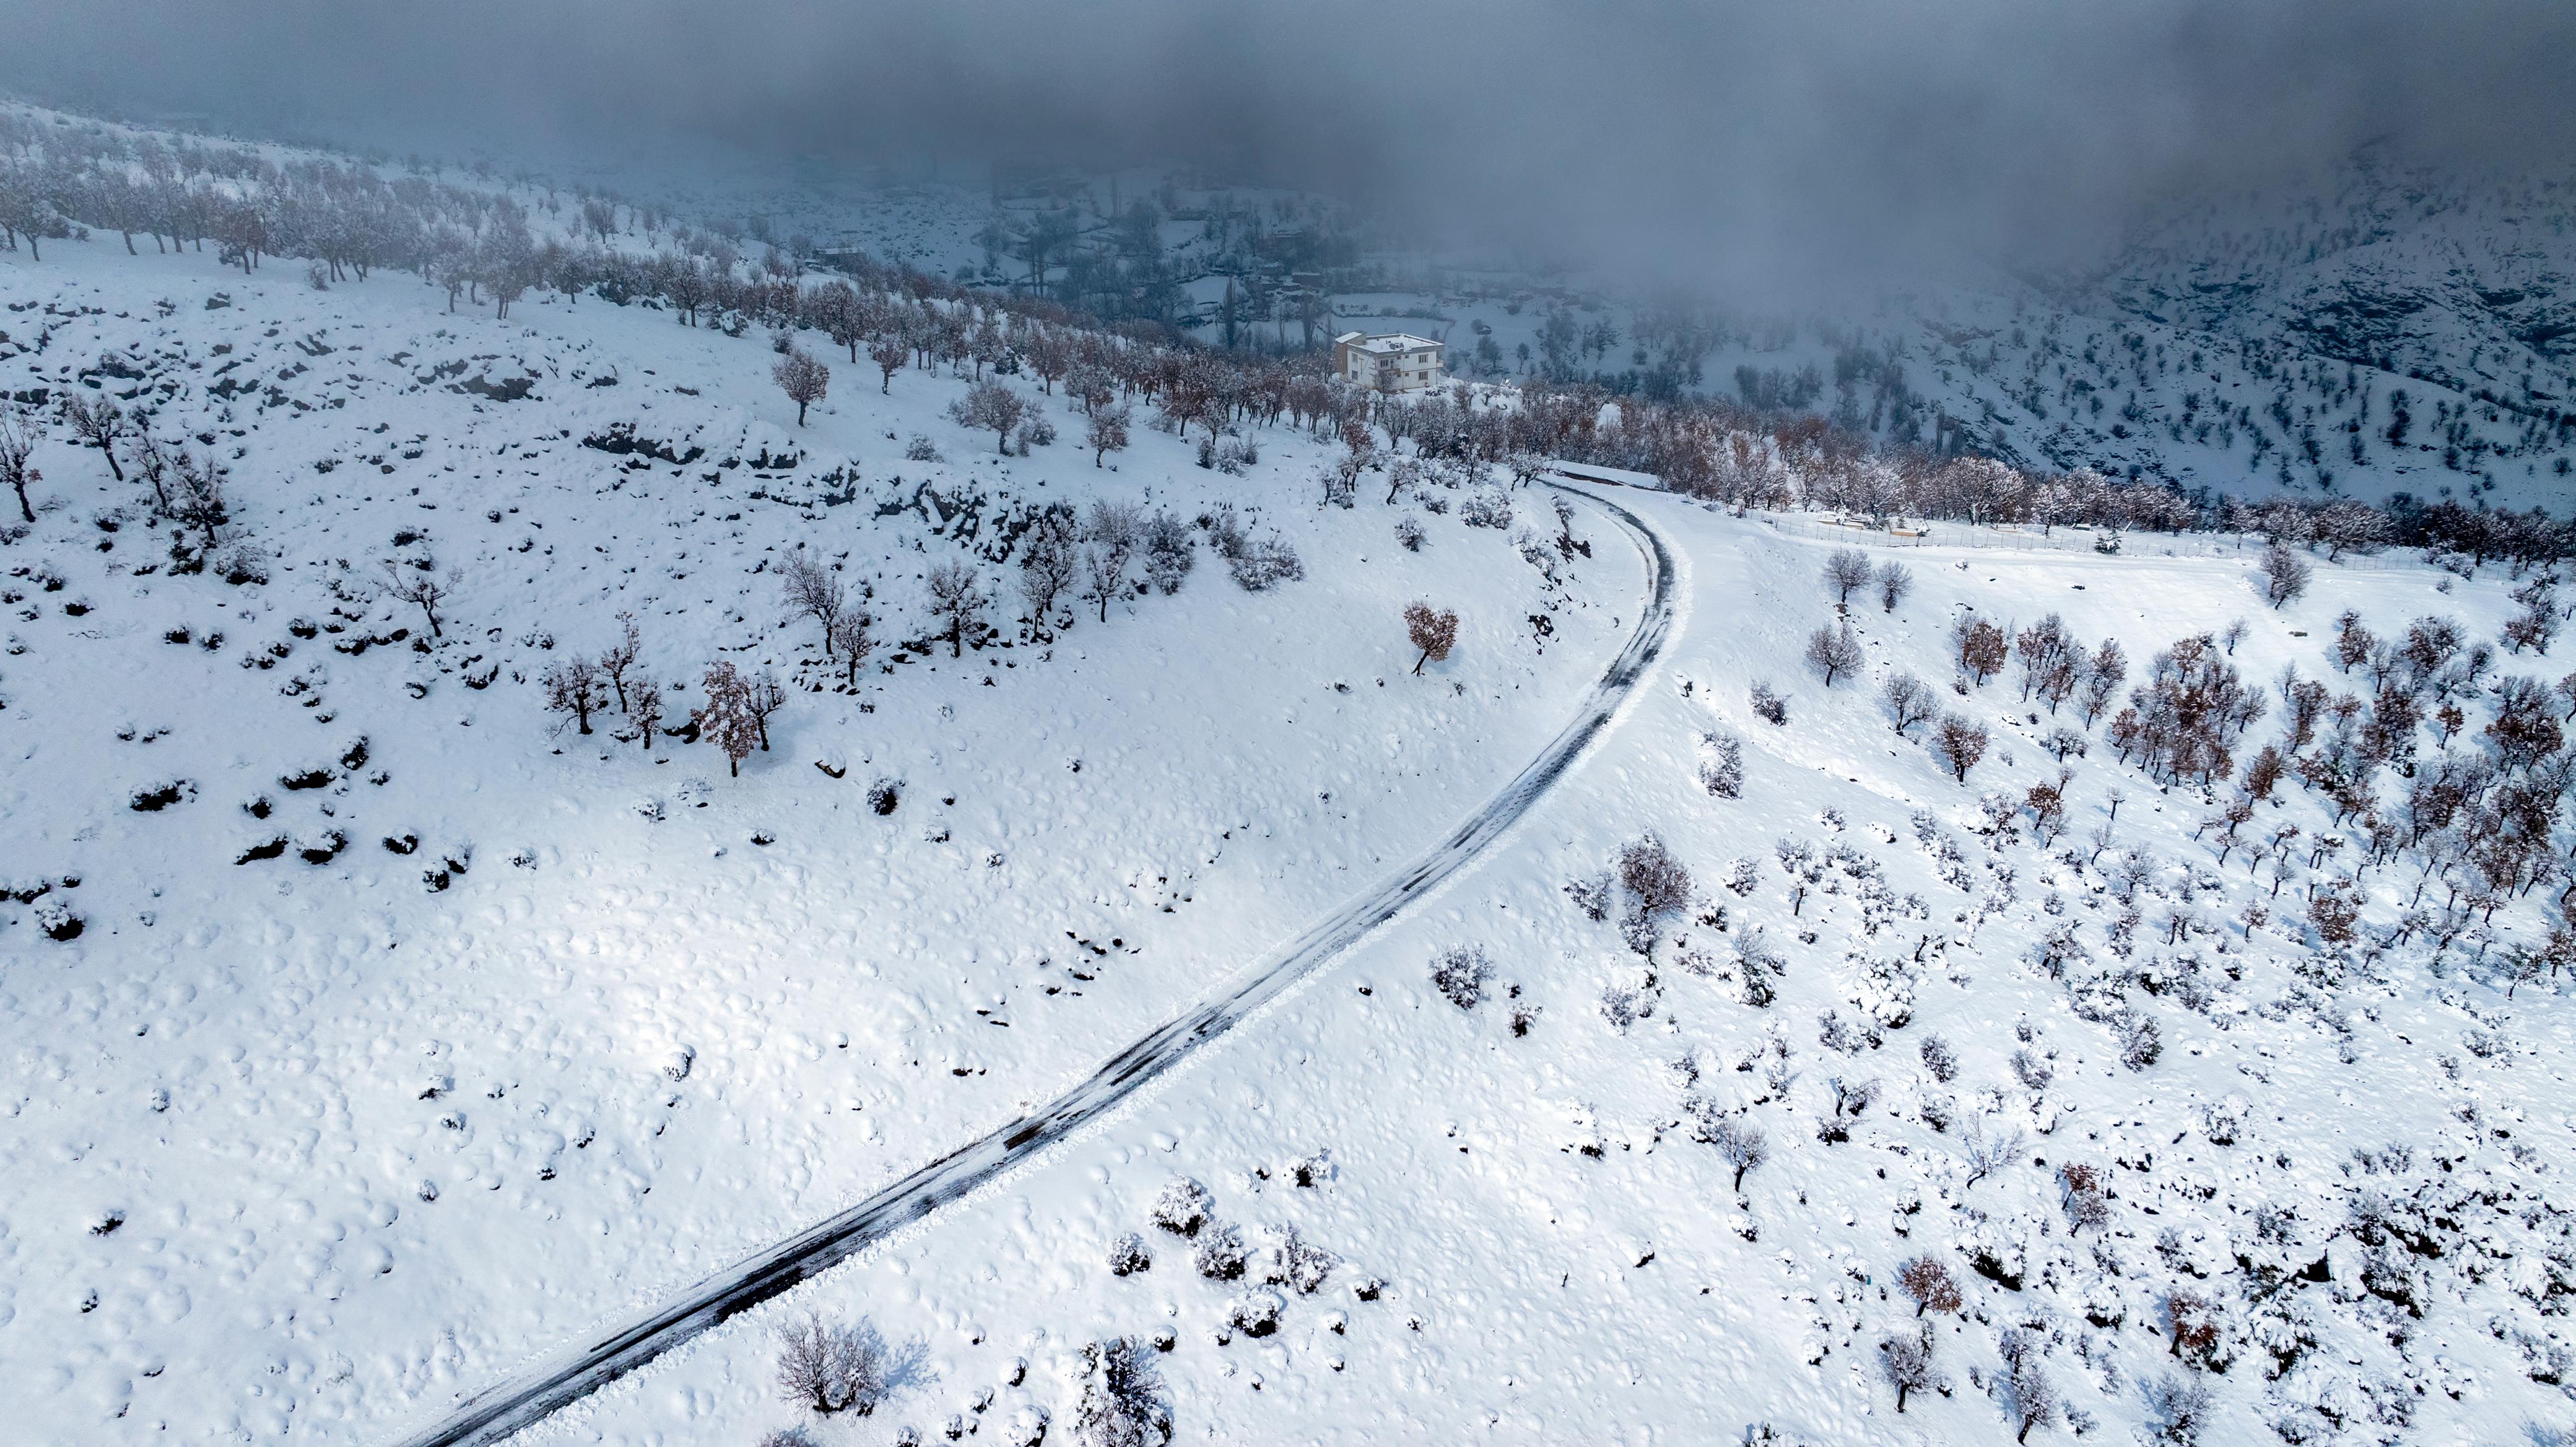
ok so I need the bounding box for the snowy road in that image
[387,482,1677,1447]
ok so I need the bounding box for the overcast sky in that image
[4,0,2571,296]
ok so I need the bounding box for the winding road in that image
[388,482,1678,1447]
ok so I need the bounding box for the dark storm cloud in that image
[3,0,2570,294]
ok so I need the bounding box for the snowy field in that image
[0,235,1638,1442]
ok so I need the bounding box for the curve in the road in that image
[388,482,1677,1447]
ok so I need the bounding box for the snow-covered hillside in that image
[0,230,1640,1443]
[517,502,2576,1447]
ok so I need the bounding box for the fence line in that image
[1741,510,2428,573]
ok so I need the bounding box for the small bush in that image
[1395,516,1425,552]
[903,435,938,462]
[1458,488,1512,528]
[1227,536,1304,592]
[1152,1177,1211,1236]
[1918,1034,1959,1083]
[1225,1290,1284,1338]
[1697,731,1744,798]
[1430,945,1494,1009]
[1262,1225,1338,1295]
[867,778,901,815]
[1107,1231,1151,1277]
[1749,680,1788,726]
[1193,1220,1249,1280]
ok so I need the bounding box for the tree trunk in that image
[797,400,809,425]
[1895,1385,1908,1413]
[1414,648,1429,675]
[121,230,136,256]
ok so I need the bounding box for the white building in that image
[1332,331,1445,393]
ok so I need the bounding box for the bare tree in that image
[2004,1337,2059,1443]
[541,654,604,734]
[129,431,174,516]
[1706,1115,1769,1191]
[171,447,228,547]
[1897,1255,1963,1316]
[630,676,664,749]
[1086,405,1129,468]
[1822,547,1874,606]
[744,669,786,750]
[925,560,988,657]
[949,379,1025,453]
[772,1314,889,1415]
[1955,615,2009,684]
[1961,1117,2028,1186]
[1806,620,1863,686]
[383,555,461,638]
[1404,600,1460,674]
[1880,1331,1935,1413]
[1019,506,1080,633]
[0,404,38,523]
[772,347,830,425]
[1081,500,1143,622]
[867,332,908,394]
[827,612,875,685]
[1069,1336,1169,1447]
[1881,672,1938,736]
[59,393,126,481]
[693,662,762,776]
[2258,541,2312,609]
[779,551,849,658]
[1876,560,1913,612]
[1933,713,1990,783]
[598,612,642,711]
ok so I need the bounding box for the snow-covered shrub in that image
[1918,1033,1959,1083]
[1429,945,1494,1009]
[1224,1290,1282,1339]
[904,434,938,461]
[2010,1048,2054,1091]
[1141,510,1194,594]
[1394,516,1425,552]
[1226,536,1303,593]
[1193,1221,1248,1280]
[1151,1177,1211,1237]
[1261,1225,1337,1295]
[1201,503,1247,560]
[867,778,901,815]
[1750,679,1788,725]
[1566,871,1613,921]
[1599,981,1648,1032]
[1458,488,1511,528]
[35,902,84,941]
[1697,730,1744,798]
[1817,1008,1874,1054]
[2120,1012,2164,1070]
[1107,1231,1151,1277]
[772,1314,889,1415]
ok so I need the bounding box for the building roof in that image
[1335,331,1443,355]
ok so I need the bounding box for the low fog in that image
[3,0,2572,295]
